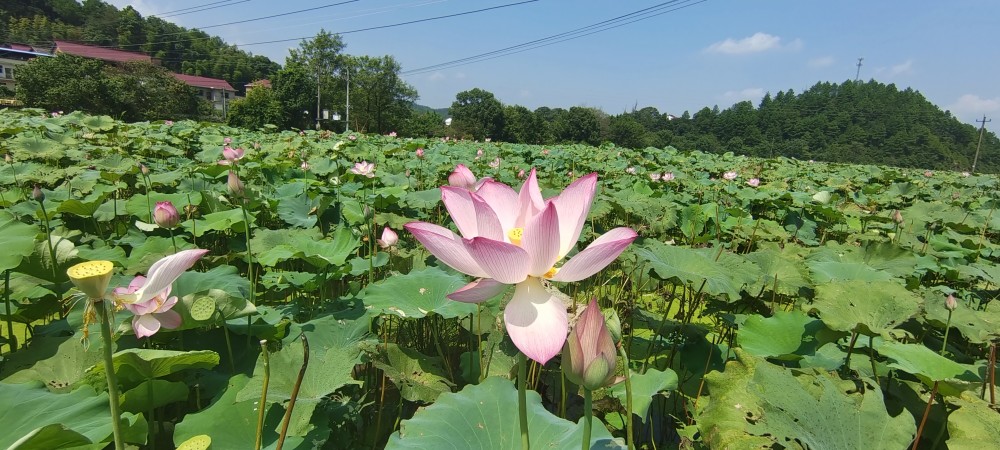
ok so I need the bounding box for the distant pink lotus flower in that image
[542,149,550,155]
[476,149,483,159]
[377,227,398,248]
[405,169,638,364]
[626,167,637,175]
[51,111,61,117]
[485,138,492,142]
[448,164,491,190]
[351,161,375,178]
[649,173,661,182]
[489,157,501,169]
[219,146,245,165]
[662,172,675,182]
[300,160,310,171]
[517,169,526,179]
[388,131,397,137]
[349,135,357,141]
[415,148,425,158]
[747,177,760,187]
[924,170,934,177]
[961,171,971,177]
[723,171,738,180]
[164,120,174,126]
[567,171,574,178]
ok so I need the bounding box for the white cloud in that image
[808,56,835,68]
[947,94,1000,122]
[427,72,446,81]
[705,32,797,55]
[875,59,914,77]
[720,88,766,103]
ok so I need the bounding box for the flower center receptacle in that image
[508,227,524,246]
[66,260,114,299]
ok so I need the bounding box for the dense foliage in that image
[2,109,1000,449]
[1,0,280,91]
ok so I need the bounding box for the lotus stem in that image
[37,195,58,282]
[254,340,270,450]
[518,352,530,450]
[581,388,593,450]
[97,299,125,450]
[911,381,938,450]
[941,310,953,355]
[3,269,14,352]
[238,202,255,303]
[276,334,309,450]
[618,346,635,450]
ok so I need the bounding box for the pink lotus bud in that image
[475,149,483,159]
[377,227,398,248]
[517,169,526,179]
[448,164,477,190]
[892,209,903,224]
[4,153,11,164]
[945,294,958,311]
[301,160,310,171]
[563,298,619,390]
[227,171,245,198]
[140,163,149,176]
[153,201,180,229]
[32,184,44,202]
[415,148,425,158]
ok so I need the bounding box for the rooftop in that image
[172,73,236,91]
[54,40,152,64]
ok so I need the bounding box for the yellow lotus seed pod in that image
[66,260,114,299]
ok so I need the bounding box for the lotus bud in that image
[602,307,623,346]
[223,137,232,145]
[301,160,310,171]
[945,294,958,311]
[448,164,477,190]
[563,298,619,390]
[227,171,245,198]
[67,260,114,299]
[4,153,11,164]
[892,209,903,224]
[153,201,180,229]
[140,163,149,176]
[377,227,398,249]
[32,184,44,202]
[415,148,425,158]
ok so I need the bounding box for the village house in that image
[0,44,50,105]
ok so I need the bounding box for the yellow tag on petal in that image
[508,227,524,246]
[66,260,114,299]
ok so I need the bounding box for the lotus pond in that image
[1,108,999,449]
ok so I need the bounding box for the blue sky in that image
[109,0,999,126]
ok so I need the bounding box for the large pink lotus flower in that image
[113,249,208,306]
[405,169,637,364]
[351,161,375,178]
[115,276,182,338]
[219,146,245,165]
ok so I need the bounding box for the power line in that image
[117,0,538,50]
[155,1,252,19]
[401,0,706,75]
[144,0,361,40]
[151,0,247,19]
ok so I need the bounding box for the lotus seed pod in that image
[67,260,114,299]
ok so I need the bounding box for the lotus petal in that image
[464,237,530,284]
[550,227,638,282]
[405,222,488,278]
[504,277,568,365]
[447,278,509,303]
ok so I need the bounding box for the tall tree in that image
[449,88,504,140]
[286,29,346,127]
[341,54,417,134]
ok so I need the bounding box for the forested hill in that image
[0,0,279,92]
[649,80,1000,172]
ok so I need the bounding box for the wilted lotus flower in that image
[219,146,245,165]
[563,299,619,390]
[892,209,904,224]
[723,171,738,180]
[32,184,44,202]
[153,201,180,229]
[662,172,675,182]
[489,157,501,169]
[227,171,245,198]
[626,167,637,175]
[649,173,661,182]
[945,294,958,311]
[113,249,208,306]
[415,148,425,158]
[377,227,398,249]
[350,161,375,178]
[747,178,760,187]
[116,277,181,338]
[405,169,638,364]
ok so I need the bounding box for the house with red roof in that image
[0,44,50,95]
[54,40,154,65]
[173,73,237,114]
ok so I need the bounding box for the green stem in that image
[38,200,58,282]
[97,300,125,450]
[617,346,635,450]
[223,325,236,373]
[147,377,156,450]
[254,340,270,450]
[941,311,953,355]
[518,352,530,450]
[581,388,593,450]
[276,334,309,450]
[239,202,255,303]
[4,269,14,352]
[168,229,178,254]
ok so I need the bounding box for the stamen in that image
[508,227,524,246]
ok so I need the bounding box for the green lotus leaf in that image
[635,240,747,299]
[738,310,825,359]
[360,266,484,319]
[608,368,678,420]
[0,383,114,449]
[875,340,973,384]
[386,376,622,449]
[698,349,915,450]
[84,349,219,386]
[947,393,1000,449]
[374,343,453,404]
[0,210,37,272]
[120,379,190,413]
[745,245,812,296]
[808,280,922,336]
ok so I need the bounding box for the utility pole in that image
[344,68,350,133]
[854,57,864,81]
[972,115,991,172]
[315,69,321,130]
